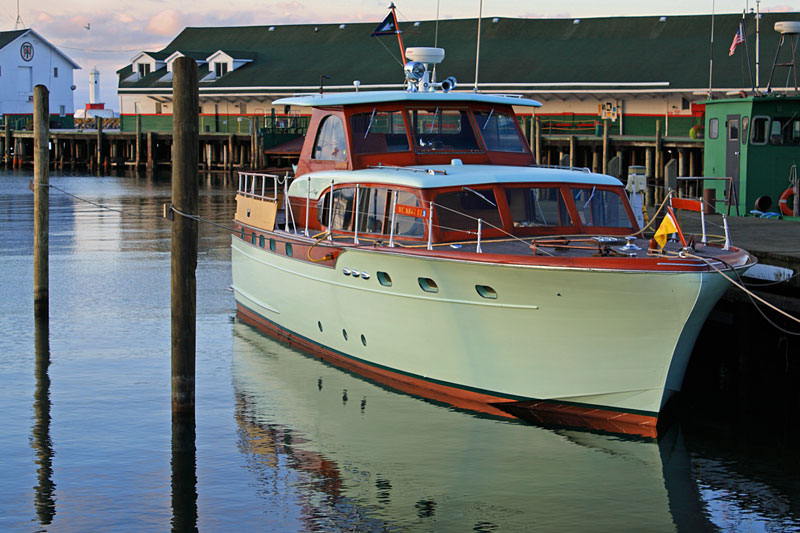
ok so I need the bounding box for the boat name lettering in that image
[395,204,426,218]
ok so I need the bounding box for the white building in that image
[0,28,80,127]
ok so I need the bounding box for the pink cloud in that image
[762,5,795,12]
[146,9,184,36]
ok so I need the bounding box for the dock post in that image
[3,122,10,166]
[569,135,575,168]
[33,85,49,320]
[147,132,154,170]
[535,117,541,164]
[646,147,654,206]
[655,120,663,204]
[170,57,199,417]
[95,117,104,170]
[602,121,609,175]
[135,114,142,167]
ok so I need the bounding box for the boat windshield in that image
[407,108,482,154]
[505,186,572,228]
[474,110,527,153]
[569,186,633,228]
[350,110,411,154]
[434,188,502,232]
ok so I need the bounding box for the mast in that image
[389,3,407,65]
[15,0,25,30]
[474,0,483,93]
[708,1,715,99]
[756,0,761,88]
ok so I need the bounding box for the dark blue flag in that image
[371,12,397,36]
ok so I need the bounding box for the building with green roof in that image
[117,12,800,139]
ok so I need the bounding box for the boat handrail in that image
[238,171,284,202]
[530,164,591,173]
[369,164,448,176]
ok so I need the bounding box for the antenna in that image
[15,0,25,30]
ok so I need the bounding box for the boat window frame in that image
[312,114,348,162]
[406,106,485,155]
[566,184,638,233]
[750,115,771,145]
[472,108,530,154]
[349,109,412,155]
[430,184,509,239]
[502,183,576,236]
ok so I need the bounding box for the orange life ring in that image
[779,186,795,216]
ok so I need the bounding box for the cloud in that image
[146,9,184,36]
[762,5,795,12]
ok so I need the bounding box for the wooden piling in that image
[569,135,575,168]
[535,117,542,164]
[655,120,663,203]
[170,57,199,417]
[33,85,49,319]
[135,114,142,167]
[96,117,103,169]
[3,124,10,166]
[602,121,609,175]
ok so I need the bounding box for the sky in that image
[6,0,797,111]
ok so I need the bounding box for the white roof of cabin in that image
[274,91,542,108]
[288,164,620,197]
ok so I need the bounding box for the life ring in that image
[779,186,795,216]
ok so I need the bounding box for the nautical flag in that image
[654,211,680,250]
[371,12,397,36]
[729,23,745,56]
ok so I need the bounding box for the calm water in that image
[1,170,798,531]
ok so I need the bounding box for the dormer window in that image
[215,62,228,78]
[138,63,151,77]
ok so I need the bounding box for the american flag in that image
[729,24,745,56]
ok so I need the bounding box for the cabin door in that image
[725,114,741,206]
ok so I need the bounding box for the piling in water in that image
[33,85,49,319]
[171,57,200,417]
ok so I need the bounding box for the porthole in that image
[418,277,438,293]
[259,235,265,248]
[318,321,323,332]
[377,271,392,287]
[342,329,348,341]
[269,239,276,252]
[476,285,498,299]
[285,243,293,257]
[361,334,367,346]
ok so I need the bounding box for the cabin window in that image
[355,187,389,234]
[407,108,481,153]
[350,110,410,154]
[473,110,527,152]
[741,116,749,144]
[319,187,423,237]
[393,191,425,237]
[570,187,632,228]
[708,118,719,139]
[434,188,503,232]
[505,186,572,228]
[768,117,800,145]
[313,115,348,161]
[728,119,739,141]
[751,116,770,145]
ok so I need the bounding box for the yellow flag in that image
[654,213,678,250]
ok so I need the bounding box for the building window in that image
[59,105,65,117]
[214,62,228,77]
[155,102,162,115]
[138,63,151,77]
[53,67,59,78]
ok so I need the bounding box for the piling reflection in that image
[230,320,800,531]
[32,317,55,525]
[170,414,198,533]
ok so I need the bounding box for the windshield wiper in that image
[463,186,497,207]
[363,108,377,139]
[482,108,494,130]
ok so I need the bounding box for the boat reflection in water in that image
[231,321,800,531]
